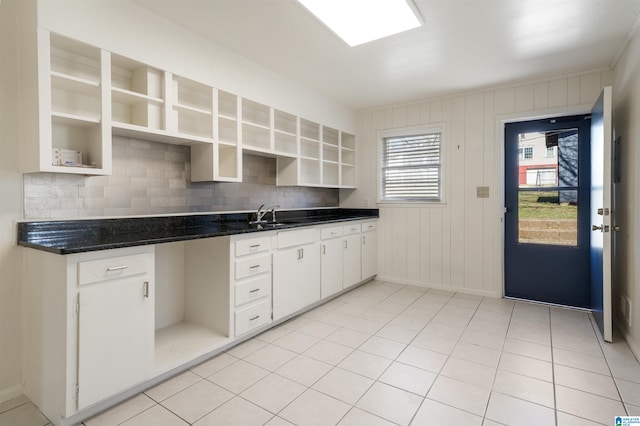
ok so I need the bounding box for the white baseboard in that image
[375,275,499,298]
[0,383,24,404]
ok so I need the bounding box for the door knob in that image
[592,225,603,231]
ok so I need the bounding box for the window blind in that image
[381,132,441,201]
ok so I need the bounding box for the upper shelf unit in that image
[23,29,355,187]
[36,31,111,175]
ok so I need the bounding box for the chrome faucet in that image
[251,204,280,224]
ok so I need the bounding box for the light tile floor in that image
[4,279,640,426]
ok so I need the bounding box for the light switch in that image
[477,186,490,198]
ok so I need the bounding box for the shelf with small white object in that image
[25,29,111,174]
[23,29,357,186]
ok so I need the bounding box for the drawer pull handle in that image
[249,265,260,270]
[143,281,149,298]
[330,231,337,235]
[249,244,261,249]
[107,265,128,272]
[249,315,260,321]
[344,241,348,249]
[362,236,366,244]
[249,288,260,293]
[322,245,326,255]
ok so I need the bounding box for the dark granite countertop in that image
[17,208,379,254]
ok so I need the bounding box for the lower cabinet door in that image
[343,234,362,288]
[321,238,343,298]
[273,242,320,320]
[77,277,153,409]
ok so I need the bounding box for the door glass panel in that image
[518,190,578,246]
[517,128,579,247]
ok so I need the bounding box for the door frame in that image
[494,103,596,298]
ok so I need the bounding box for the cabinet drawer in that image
[277,227,319,249]
[321,226,342,240]
[361,221,377,232]
[235,254,270,280]
[342,223,362,235]
[78,253,149,286]
[235,275,270,307]
[235,236,271,257]
[235,300,270,336]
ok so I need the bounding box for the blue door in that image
[504,115,592,307]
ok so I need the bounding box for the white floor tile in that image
[296,320,341,339]
[279,389,351,426]
[397,345,448,374]
[0,402,50,426]
[145,371,201,402]
[460,328,505,350]
[193,397,272,426]
[190,353,237,378]
[264,416,295,426]
[492,370,554,408]
[554,364,619,399]
[451,342,502,368]
[84,394,156,426]
[120,405,188,426]
[161,380,233,424]
[485,392,555,426]
[338,407,395,425]
[312,367,375,405]
[304,339,354,365]
[440,357,496,389]
[272,330,321,353]
[355,382,423,425]
[502,338,551,362]
[556,411,606,426]
[378,362,437,396]
[498,352,553,382]
[338,350,393,379]
[256,325,293,343]
[421,321,465,341]
[207,359,270,393]
[411,398,483,426]
[326,328,371,348]
[427,375,490,416]
[616,378,640,406]
[610,358,640,383]
[375,324,420,344]
[240,374,306,414]
[555,384,625,425]
[244,343,298,371]
[275,354,332,386]
[0,395,30,414]
[225,338,267,358]
[359,335,406,359]
[410,332,458,355]
[343,317,385,334]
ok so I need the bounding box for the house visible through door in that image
[504,115,592,308]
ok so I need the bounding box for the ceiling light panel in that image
[297,0,422,47]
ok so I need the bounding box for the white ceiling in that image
[133,0,640,111]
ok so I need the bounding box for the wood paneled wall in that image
[343,70,612,297]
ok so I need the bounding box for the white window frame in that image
[377,123,446,205]
[519,146,534,159]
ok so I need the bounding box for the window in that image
[519,146,534,159]
[379,125,443,202]
[546,146,555,157]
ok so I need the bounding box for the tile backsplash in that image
[23,136,339,219]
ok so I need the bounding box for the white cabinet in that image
[231,234,272,337]
[273,228,320,320]
[361,221,378,279]
[342,223,362,288]
[21,28,355,187]
[23,246,155,423]
[20,29,111,175]
[320,226,343,298]
[77,261,153,409]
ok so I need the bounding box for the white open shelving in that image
[25,29,356,187]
